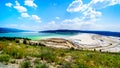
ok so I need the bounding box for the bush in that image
[34,58,40,64]
[20,60,31,68]
[40,51,55,63]
[0,44,5,51]
[78,63,88,68]
[0,54,10,62]
[10,59,16,63]
[60,62,72,68]
[3,45,26,59]
[34,59,48,68]
[23,40,27,44]
[35,63,48,68]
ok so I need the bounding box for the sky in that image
[0,0,120,32]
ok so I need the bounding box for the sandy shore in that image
[67,33,120,52]
[39,33,120,52]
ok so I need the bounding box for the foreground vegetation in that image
[0,37,120,68]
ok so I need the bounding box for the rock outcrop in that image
[39,38,76,49]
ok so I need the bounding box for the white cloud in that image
[89,0,120,9]
[41,21,62,30]
[61,17,97,30]
[5,1,42,24]
[82,8,102,21]
[66,8,101,27]
[5,3,13,7]
[31,15,41,23]
[63,17,81,23]
[14,6,27,13]
[66,0,102,25]
[67,0,88,12]
[41,18,97,30]
[21,13,30,18]
[24,0,37,8]
[56,17,60,20]
[15,1,20,6]
[65,0,120,31]
[48,21,56,25]
[14,1,27,13]
[67,0,120,12]
[20,14,42,23]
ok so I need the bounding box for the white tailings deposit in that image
[67,33,120,52]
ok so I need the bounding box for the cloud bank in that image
[24,0,37,8]
[42,0,120,31]
[5,0,41,23]
[4,0,120,31]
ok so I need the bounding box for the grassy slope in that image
[0,38,120,68]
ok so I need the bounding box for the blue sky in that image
[0,0,120,32]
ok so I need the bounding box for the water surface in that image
[0,32,76,40]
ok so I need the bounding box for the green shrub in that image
[0,44,5,51]
[60,62,72,68]
[3,45,26,59]
[20,60,31,68]
[23,40,27,44]
[35,63,48,68]
[10,59,16,63]
[34,58,40,64]
[40,51,55,63]
[78,63,88,68]
[0,54,10,62]
[34,59,48,68]
[26,47,41,57]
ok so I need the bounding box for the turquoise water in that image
[0,32,76,40]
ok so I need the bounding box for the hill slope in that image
[40,30,120,37]
[0,27,28,33]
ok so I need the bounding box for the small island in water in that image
[0,28,120,68]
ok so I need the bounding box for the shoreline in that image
[0,33,120,52]
[67,33,120,52]
[39,33,120,52]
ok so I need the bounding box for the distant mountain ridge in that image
[40,30,120,37]
[0,27,28,33]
